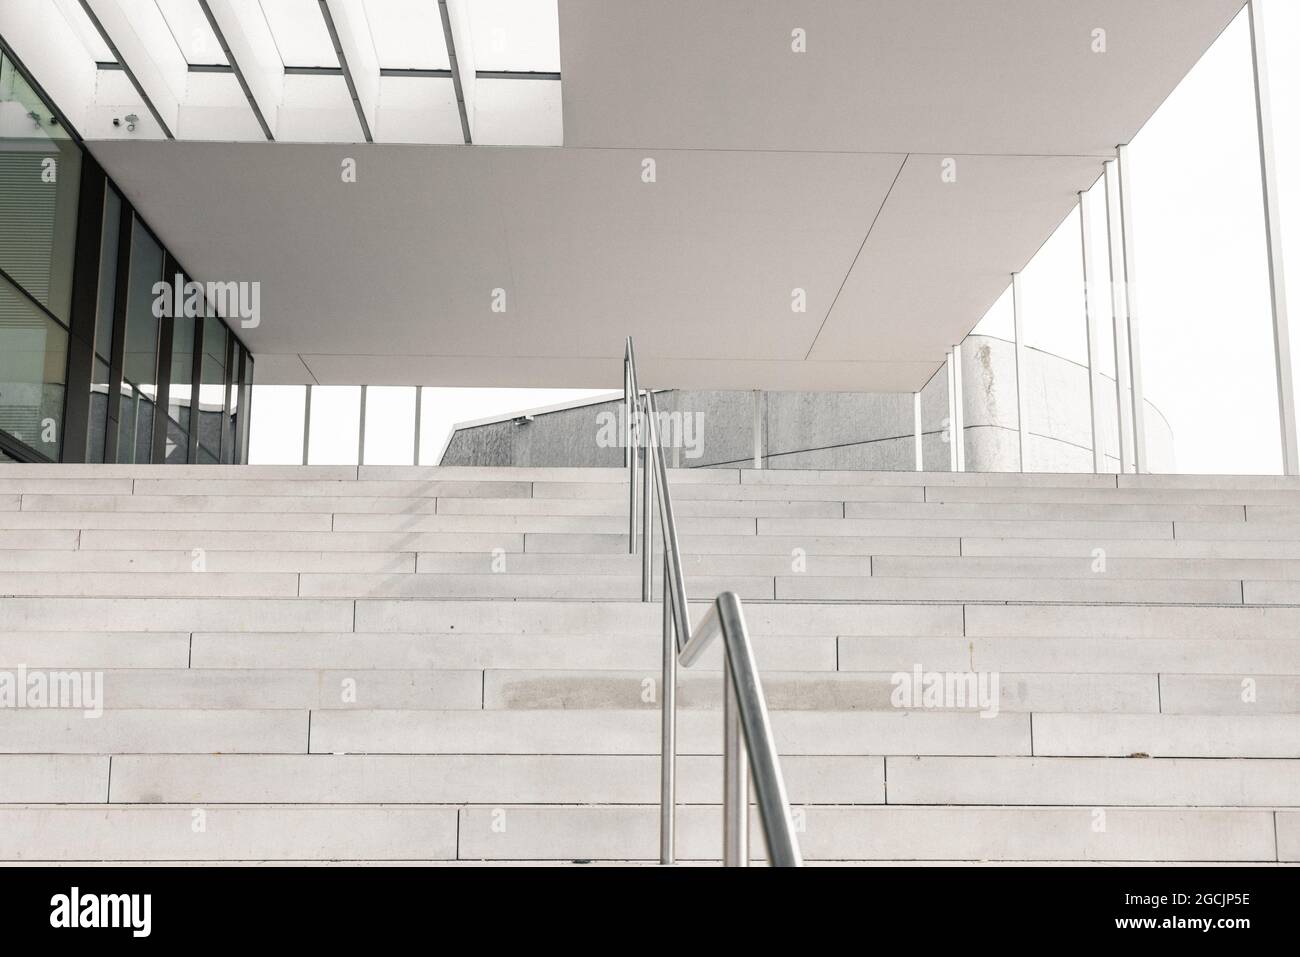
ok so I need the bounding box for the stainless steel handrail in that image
[623,337,802,868]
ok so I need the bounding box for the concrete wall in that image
[440,334,1174,472]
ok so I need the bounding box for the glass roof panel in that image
[363,0,450,70]
[154,0,228,66]
[469,0,560,73]
[257,0,340,68]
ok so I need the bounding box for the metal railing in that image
[623,337,802,867]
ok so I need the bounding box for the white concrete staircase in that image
[0,463,1296,864]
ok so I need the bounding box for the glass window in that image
[0,274,67,460]
[918,363,951,471]
[116,218,164,462]
[248,384,305,465]
[1081,176,1121,472]
[222,339,243,464]
[1016,207,1093,472]
[236,351,253,463]
[0,49,82,324]
[196,318,228,463]
[85,188,123,462]
[307,386,361,464]
[87,356,111,463]
[164,309,196,463]
[94,188,122,361]
[1127,9,1280,473]
[362,386,417,465]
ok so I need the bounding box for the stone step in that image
[1158,675,1300,713]
[0,632,190,668]
[0,756,110,802]
[885,756,1300,806]
[82,669,482,710]
[962,537,1300,559]
[129,478,532,498]
[839,636,1300,675]
[0,805,458,862]
[533,481,925,502]
[414,552,871,577]
[357,466,734,485]
[775,575,1242,603]
[19,493,840,518]
[0,709,306,753]
[0,572,302,598]
[189,632,838,672]
[96,754,1300,808]
[347,599,963,637]
[1032,713,1300,758]
[0,597,354,632]
[758,517,1176,539]
[308,709,1030,756]
[1243,580,1300,604]
[0,512,334,532]
[0,803,1278,862]
[332,514,757,534]
[964,603,1300,638]
[14,670,1268,720]
[843,501,1243,522]
[454,805,1278,863]
[929,484,1300,506]
[874,555,1300,581]
[0,550,417,574]
[481,670,1157,713]
[742,470,1118,488]
[296,572,773,601]
[526,533,961,555]
[79,529,527,553]
[1176,521,1300,541]
[438,497,842,518]
[0,530,81,550]
[102,753,882,805]
[0,464,363,480]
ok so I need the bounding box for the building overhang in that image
[14,0,1247,391]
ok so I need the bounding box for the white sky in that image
[250,4,1300,473]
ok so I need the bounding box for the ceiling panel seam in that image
[802,152,908,360]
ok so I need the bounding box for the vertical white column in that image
[1104,162,1135,473]
[950,343,965,472]
[1116,145,1148,473]
[752,390,763,469]
[1079,189,1106,473]
[356,384,367,466]
[413,386,423,466]
[1249,0,1299,475]
[1011,272,1030,472]
[301,384,312,466]
[946,352,957,472]
[913,391,923,471]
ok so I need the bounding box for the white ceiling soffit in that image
[88,140,1099,391]
[558,0,1245,154]
[0,0,562,144]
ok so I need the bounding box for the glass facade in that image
[0,274,68,458]
[0,47,78,461]
[0,44,253,464]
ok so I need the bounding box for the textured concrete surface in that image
[439,335,1175,474]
